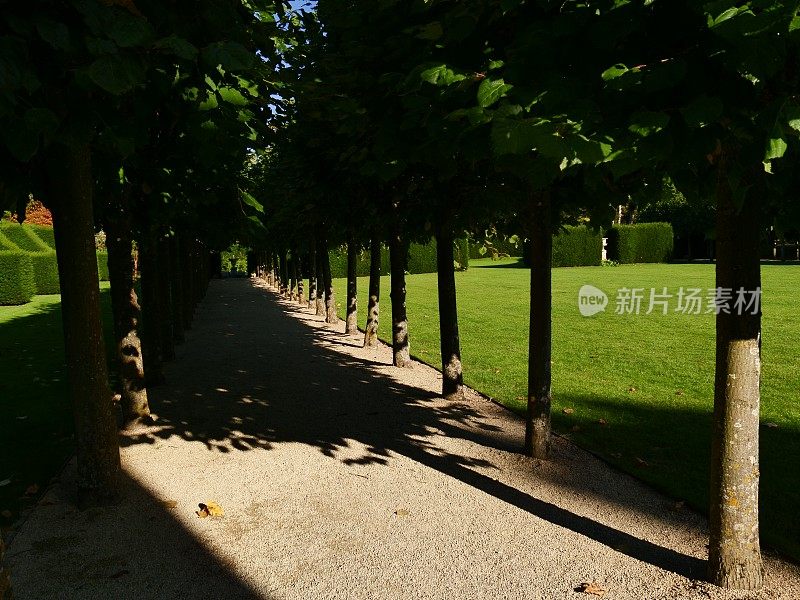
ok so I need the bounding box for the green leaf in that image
[628,110,670,137]
[240,189,263,213]
[601,63,629,81]
[202,42,255,71]
[420,65,466,86]
[106,14,155,48]
[417,22,443,40]
[86,55,143,94]
[155,35,198,60]
[764,131,788,161]
[219,87,248,106]
[681,95,723,128]
[782,104,800,132]
[477,78,512,108]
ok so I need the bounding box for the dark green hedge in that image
[329,238,468,279]
[607,222,674,263]
[29,252,60,294]
[552,225,603,267]
[97,251,110,281]
[0,251,35,305]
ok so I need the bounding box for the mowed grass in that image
[333,260,800,560]
[0,283,114,528]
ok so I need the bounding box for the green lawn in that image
[0,283,113,528]
[333,259,800,560]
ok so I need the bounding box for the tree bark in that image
[297,256,305,304]
[156,235,175,361]
[389,229,411,367]
[105,204,150,426]
[179,234,194,330]
[708,156,763,590]
[364,237,382,348]
[436,224,463,401]
[46,142,120,504]
[168,236,184,344]
[320,236,338,324]
[525,190,552,459]
[345,239,359,334]
[317,245,328,317]
[308,246,317,310]
[139,232,165,386]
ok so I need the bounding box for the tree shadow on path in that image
[121,278,705,580]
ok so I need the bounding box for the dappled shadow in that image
[116,278,713,579]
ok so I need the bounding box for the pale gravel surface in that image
[5,277,799,599]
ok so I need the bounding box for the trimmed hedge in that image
[0,224,51,252]
[469,237,523,259]
[607,222,674,264]
[29,224,56,250]
[0,251,36,305]
[97,250,110,281]
[29,251,60,294]
[328,237,469,279]
[552,225,603,267]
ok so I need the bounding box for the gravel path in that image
[5,278,799,599]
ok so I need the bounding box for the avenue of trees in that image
[2,0,800,592]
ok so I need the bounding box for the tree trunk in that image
[297,256,305,304]
[525,191,552,459]
[0,537,11,600]
[139,232,165,386]
[436,224,463,401]
[708,157,763,590]
[389,229,411,367]
[308,246,317,310]
[345,239,359,334]
[156,235,174,361]
[317,245,328,317]
[168,236,184,344]
[364,237,381,348]
[46,142,120,504]
[105,206,150,426]
[320,236,338,324]
[179,234,194,330]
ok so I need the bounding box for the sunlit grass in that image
[334,259,800,559]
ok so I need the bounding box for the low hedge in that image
[329,238,468,279]
[552,225,603,267]
[97,250,110,281]
[29,224,56,250]
[607,222,674,264]
[0,224,51,252]
[29,251,60,294]
[0,251,36,305]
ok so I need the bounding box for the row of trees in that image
[249,0,800,591]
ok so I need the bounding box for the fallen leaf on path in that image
[196,501,224,518]
[765,422,779,429]
[162,500,178,509]
[576,581,606,596]
[634,457,649,468]
[515,396,525,401]
[562,407,575,415]
[628,387,637,393]
[597,419,608,426]
[24,484,39,496]
[394,508,410,517]
[675,390,684,396]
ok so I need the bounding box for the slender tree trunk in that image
[0,537,11,600]
[280,253,289,297]
[156,236,174,361]
[139,232,165,386]
[525,191,552,459]
[46,142,120,504]
[179,234,194,330]
[345,239,359,334]
[320,236,338,324]
[308,246,318,310]
[364,237,382,348]
[708,156,763,590]
[297,256,305,304]
[317,245,328,317]
[436,223,463,401]
[289,255,297,300]
[389,229,411,367]
[168,236,184,344]
[105,206,150,426]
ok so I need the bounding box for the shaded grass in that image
[333,260,800,560]
[0,283,114,527]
